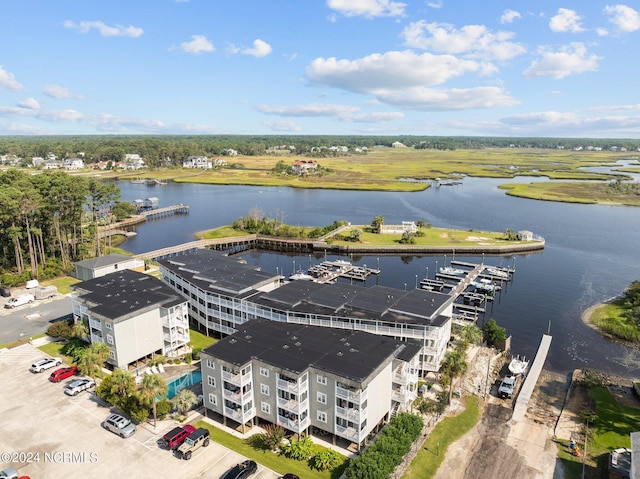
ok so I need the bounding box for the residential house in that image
[222,148,238,156]
[518,230,534,241]
[44,159,62,169]
[31,157,45,168]
[380,221,418,235]
[71,270,190,368]
[74,253,144,281]
[392,141,407,148]
[200,319,420,447]
[124,154,146,170]
[64,158,84,170]
[159,249,453,374]
[183,156,212,169]
[291,160,318,175]
[213,157,228,167]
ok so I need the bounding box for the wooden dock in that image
[512,334,552,422]
[101,204,190,232]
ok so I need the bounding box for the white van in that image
[5,294,35,309]
[25,279,39,289]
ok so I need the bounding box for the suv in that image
[30,357,62,373]
[498,374,518,399]
[103,414,136,438]
[175,427,210,460]
[49,366,78,383]
[5,294,35,309]
[162,424,196,450]
[64,378,95,396]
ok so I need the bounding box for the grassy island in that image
[583,281,640,343]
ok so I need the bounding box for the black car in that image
[221,460,257,479]
[0,286,10,298]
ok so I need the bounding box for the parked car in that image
[221,460,258,479]
[0,468,18,479]
[102,414,136,438]
[175,427,210,460]
[498,374,518,399]
[0,286,11,297]
[30,357,62,373]
[4,294,35,309]
[279,475,300,479]
[162,424,196,450]
[49,366,78,383]
[64,378,95,396]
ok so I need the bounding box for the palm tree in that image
[139,373,168,427]
[171,388,197,416]
[458,324,483,346]
[77,342,110,378]
[439,348,468,402]
[107,368,136,411]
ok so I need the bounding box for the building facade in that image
[71,270,190,369]
[74,253,144,281]
[159,249,453,373]
[200,319,420,446]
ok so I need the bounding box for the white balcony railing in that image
[277,397,308,414]
[277,378,307,394]
[336,386,367,404]
[335,405,366,423]
[335,424,359,442]
[222,370,252,387]
[89,319,102,330]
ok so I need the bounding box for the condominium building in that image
[200,319,421,447]
[71,270,190,369]
[159,249,453,373]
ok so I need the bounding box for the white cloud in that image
[242,39,272,58]
[63,20,143,37]
[341,111,404,122]
[256,103,359,117]
[597,27,610,36]
[604,4,640,32]
[523,43,601,79]
[427,1,443,9]
[327,0,406,18]
[500,10,521,24]
[0,66,24,91]
[263,120,302,132]
[180,35,215,54]
[307,50,481,93]
[401,22,526,61]
[373,86,517,110]
[44,84,78,99]
[549,8,584,33]
[18,98,40,109]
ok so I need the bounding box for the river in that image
[114,175,640,376]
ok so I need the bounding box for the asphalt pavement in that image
[0,294,72,345]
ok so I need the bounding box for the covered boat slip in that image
[512,334,552,422]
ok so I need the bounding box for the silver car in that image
[102,414,136,438]
[64,378,95,396]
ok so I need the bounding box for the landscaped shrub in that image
[47,319,74,340]
[260,424,286,451]
[184,353,193,364]
[156,398,171,420]
[61,338,89,363]
[309,449,342,471]
[279,435,314,461]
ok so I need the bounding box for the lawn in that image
[194,420,348,479]
[37,341,74,366]
[41,276,81,294]
[402,396,481,479]
[189,330,217,352]
[587,302,640,343]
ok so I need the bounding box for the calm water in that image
[115,177,640,376]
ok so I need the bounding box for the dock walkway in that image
[512,334,553,422]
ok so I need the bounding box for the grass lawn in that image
[37,341,74,365]
[587,302,640,343]
[194,420,348,479]
[556,386,640,479]
[402,396,480,479]
[190,330,217,351]
[41,276,81,294]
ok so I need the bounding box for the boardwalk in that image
[99,204,190,232]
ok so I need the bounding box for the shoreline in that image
[581,302,640,350]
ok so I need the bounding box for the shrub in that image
[156,399,171,420]
[61,338,89,363]
[47,320,74,340]
[310,449,342,471]
[260,424,286,451]
[184,353,193,364]
[192,348,201,361]
[279,435,314,461]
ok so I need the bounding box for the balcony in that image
[336,405,366,423]
[277,378,307,395]
[224,406,255,423]
[222,369,251,387]
[335,424,359,442]
[336,386,367,404]
[277,397,308,414]
[89,319,102,330]
[90,333,103,343]
[223,388,253,405]
[277,414,310,433]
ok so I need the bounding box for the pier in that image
[99,204,190,232]
[512,334,552,421]
[306,260,380,283]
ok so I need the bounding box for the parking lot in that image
[0,344,280,479]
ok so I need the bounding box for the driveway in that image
[0,294,72,345]
[0,344,280,479]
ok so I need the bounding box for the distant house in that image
[124,154,146,170]
[93,160,110,170]
[74,253,145,281]
[213,157,228,167]
[222,148,238,156]
[44,160,62,169]
[518,230,534,241]
[392,141,407,148]
[64,158,84,170]
[182,156,212,169]
[291,160,318,175]
[31,157,45,167]
[381,221,417,235]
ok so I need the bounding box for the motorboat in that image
[485,267,509,279]
[289,270,315,281]
[439,266,465,276]
[472,279,495,293]
[508,355,529,375]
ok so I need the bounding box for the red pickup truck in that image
[162,424,196,450]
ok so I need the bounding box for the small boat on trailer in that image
[508,355,529,375]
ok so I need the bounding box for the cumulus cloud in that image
[604,4,640,32]
[523,43,601,79]
[242,39,272,57]
[0,66,24,91]
[18,98,40,109]
[307,50,481,93]
[500,10,521,24]
[44,84,78,99]
[63,20,143,37]
[341,111,405,122]
[549,8,584,33]
[427,1,443,9]
[263,120,302,132]
[327,0,406,18]
[401,22,526,61]
[180,35,215,54]
[256,103,359,117]
[373,86,518,110]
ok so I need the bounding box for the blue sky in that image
[1,0,640,138]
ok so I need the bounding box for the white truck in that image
[4,293,35,309]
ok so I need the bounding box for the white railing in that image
[90,333,103,343]
[222,370,251,387]
[223,389,253,405]
[277,378,307,394]
[335,424,359,442]
[336,386,367,404]
[277,397,308,414]
[277,415,310,432]
[335,405,366,423]
[89,319,102,330]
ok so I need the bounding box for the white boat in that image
[508,355,529,375]
[485,267,509,279]
[289,270,315,281]
[439,266,465,276]
[472,279,495,293]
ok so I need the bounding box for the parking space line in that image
[188,449,229,475]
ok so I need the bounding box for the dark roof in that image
[159,249,277,296]
[75,253,135,269]
[71,270,186,322]
[203,319,421,385]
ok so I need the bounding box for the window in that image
[206,359,215,370]
[207,376,216,388]
[261,402,270,414]
[106,334,114,345]
[260,367,269,377]
[108,350,116,360]
[105,322,112,330]
[260,384,270,396]
[208,393,217,406]
[317,374,327,385]
[317,392,327,405]
[317,411,327,423]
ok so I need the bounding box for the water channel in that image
[114,172,640,376]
